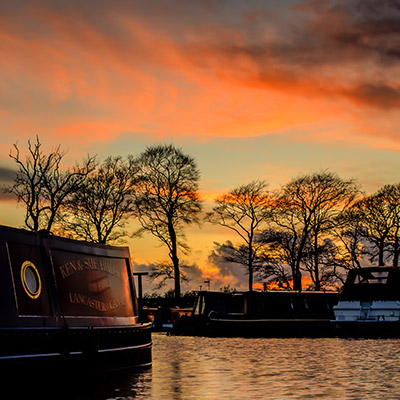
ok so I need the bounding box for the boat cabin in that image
[175,290,340,337]
[0,225,152,372]
[339,267,400,301]
[334,267,400,333]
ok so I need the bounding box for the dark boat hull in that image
[173,290,340,337]
[0,225,152,371]
[334,321,400,338]
[0,324,152,372]
[174,314,336,337]
[208,316,336,338]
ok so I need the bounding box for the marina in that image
[169,267,400,338]
[2,0,400,398]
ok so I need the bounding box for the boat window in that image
[231,294,245,313]
[201,297,205,314]
[194,295,205,315]
[21,261,41,299]
[354,271,389,285]
[193,296,200,315]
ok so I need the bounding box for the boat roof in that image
[0,224,129,251]
[341,266,400,300]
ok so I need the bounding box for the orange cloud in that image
[1,0,400,152]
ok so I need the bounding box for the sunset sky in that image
[1,0,400,292]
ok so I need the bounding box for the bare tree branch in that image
[133,144,202,298]
[207,180,273,291]
[7,136,95,232]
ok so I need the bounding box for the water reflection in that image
[145,335,400,400]
[3,363,152,400]
[8,334,400,399]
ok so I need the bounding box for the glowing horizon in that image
[1,0,400,292]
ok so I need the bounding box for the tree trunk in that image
[293,255,303,291]
[293,268,302,291]
[46,210,56,232]
[293,233,308,291]
[46,198,56,231]
[28,206,39,231]
[393,236,399,268]
[314,234,321,291]
[314,268,321,291]
[378,241,385,266]
[248,243,253,292]
[173,254,180,299]
[168,218,181,298]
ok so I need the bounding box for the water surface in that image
[17,334,400,399]
[140,334,400,400]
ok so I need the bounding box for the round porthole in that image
[21,261,41,299]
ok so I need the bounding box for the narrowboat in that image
[173,290,339,337]
[0,225,152,373]
[333,267,400,337]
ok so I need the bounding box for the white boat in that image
[333,267,400,336]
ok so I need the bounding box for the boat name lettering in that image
[69,292,107,312]
[88,278,110,293]
[109,296,126,310]
[68,292,126,312]
[59,258,122,279]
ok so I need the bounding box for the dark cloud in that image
[0,167,16,200]
[342,83,400,109]
[0,191,14,201]
[182,263,204,282]
[132,260,206,293]
[0,167,16,183]
[267,0,400,65]
[193,0,400,109]
[208,241,248,283]
[325,3,400,64]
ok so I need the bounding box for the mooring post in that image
[133,272,148,322]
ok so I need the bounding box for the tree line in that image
[7,137,201,298]
[210,174,400,293]
[6,137,400,296]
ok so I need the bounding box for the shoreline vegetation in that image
[5,136,400,297]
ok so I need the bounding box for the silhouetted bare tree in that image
[256,229,299,289]
[60,156,137,244]
[353,183,400,267]
[149,261,189,290]
[207,181,273,291]
[332,207,367,271]
[301,237,344,290]
[211,239,276,286]
[133,144,202,298]
[354,194,391,266]
[274,171,359,290]
[8,136,95,232]
[378,184,400,267]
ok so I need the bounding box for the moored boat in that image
[333,267,400,337]
[173,290,339,337]
[0,225,152,373]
